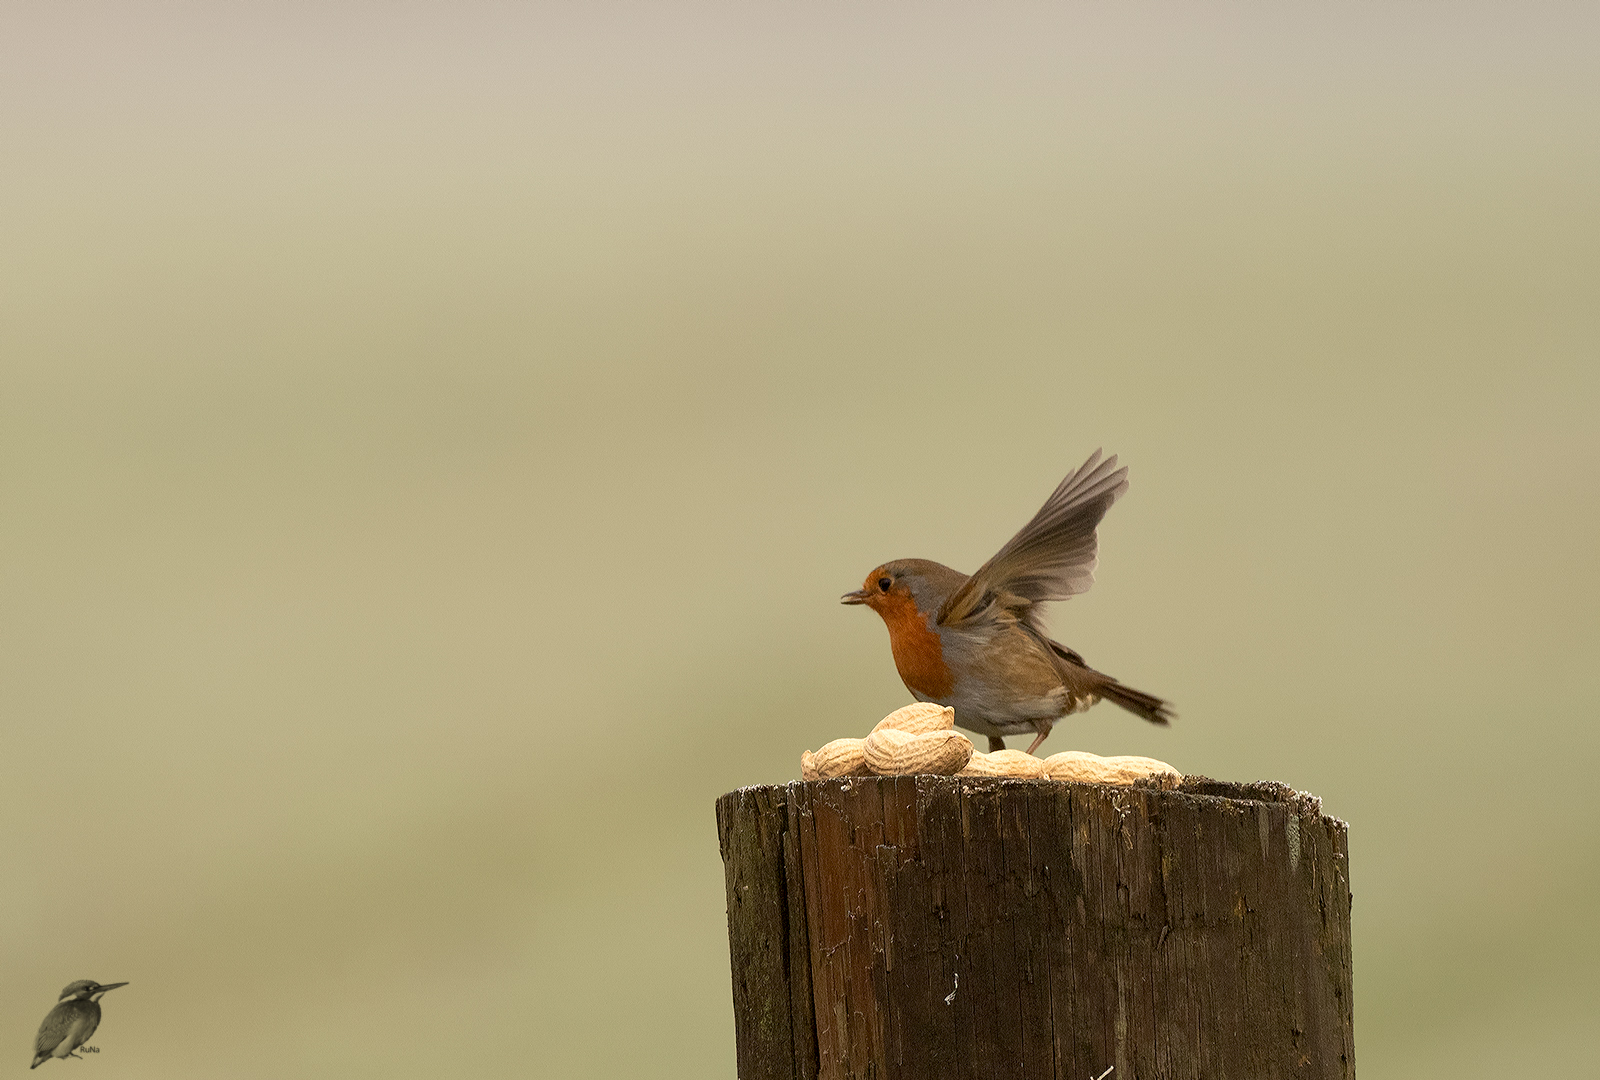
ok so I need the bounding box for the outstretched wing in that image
[938,449,1129,627]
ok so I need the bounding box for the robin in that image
[843,449,1172,755]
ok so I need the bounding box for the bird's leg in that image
[1024,721,1053,755]
[987,736,1006,753]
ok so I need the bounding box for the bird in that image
[32,980,128,1069]
[842,448,1173,755]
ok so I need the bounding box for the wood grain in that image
[717,776,1354,1080]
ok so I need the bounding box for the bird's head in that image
[841,559,964,621]
[59,980,128,1002]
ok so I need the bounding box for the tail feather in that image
[1095,678,1174,726]
[1044,637,1174,725]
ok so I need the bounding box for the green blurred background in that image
[2,3,1596,1076]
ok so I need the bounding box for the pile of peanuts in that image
[800,703,1181,788]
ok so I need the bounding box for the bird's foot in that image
[1024,725,1052,755]
[987,736,1006,753]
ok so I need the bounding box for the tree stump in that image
[715,776,1353,1080]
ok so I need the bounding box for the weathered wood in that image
[717,776,1353,1080]
[717,785,817,1080]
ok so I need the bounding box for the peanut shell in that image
[958,748,1047,778]
[1042,750,1182,788]
[802,737,871,781]
[864,727,973,776]
[871,702,956,736]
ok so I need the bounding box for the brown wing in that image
[1045,635,1175,726]
[937,449,1129,627]
[1045,637,1087,668]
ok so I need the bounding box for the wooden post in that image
[716,776,1353,1080]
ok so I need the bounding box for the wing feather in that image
[938,449,1129,626]
[35,1004,76,1057]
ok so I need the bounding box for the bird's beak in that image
[841,589,869,605]
[97,983,129,992]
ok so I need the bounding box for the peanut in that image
[958,749,1047,778]
[801,737,871,781]
[1042,751,1182,788]
[871,702,956,736]
[864,727,973,776]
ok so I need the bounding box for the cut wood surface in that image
[716,776,1353,1080]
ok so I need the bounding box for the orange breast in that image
[875,592,955,699]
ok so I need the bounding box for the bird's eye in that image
[877,577,892,592]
